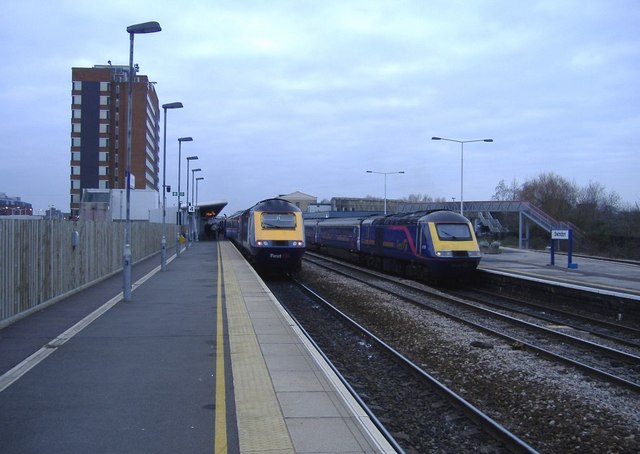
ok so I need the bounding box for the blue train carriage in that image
[360,210,481,280]
[315,216,367,261]
[303,218,320,251]
[243,198,306,272]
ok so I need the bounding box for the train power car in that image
[227,198,305,272]
[309,210,481,281]
[361,210,481,279]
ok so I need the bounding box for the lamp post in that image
[195,176,204,242]
[185,156,198,214]
[185,157,198,245]
[160,102,183,271]
[195,176,204,207]
[176,137,193,256]
[190,168,202,241]
[366,170,405,215]
[123,21,161,301]
[431,137,493,216]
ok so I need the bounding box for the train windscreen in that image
[433,223,472,241]
[261,212,296,229]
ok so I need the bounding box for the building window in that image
[99,109,109,120]
[72,95,82,105]
[71,194,80,204]
[99,152,109,162]
[72,137,81,147]
[99,138,110,148]
[99,166,109,176]
[71,152,80,161]
[71,179,80,189]
[99,124,110,134]
[99,180,109,189]
[100,82,111,91]
[100,96,110,106]
[72,123,81,133]
[72,81,82,91]
[71,165,80,175]
[72,109,81,119]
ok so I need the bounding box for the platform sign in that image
[550,229,577,269]
[552,229,569,240]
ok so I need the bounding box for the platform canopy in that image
[197,200,227,219]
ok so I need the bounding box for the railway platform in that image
[479,247,640,299]
[0,241,393,453]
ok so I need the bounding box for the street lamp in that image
[366,170,405,215]
[190,168,202,241]
[176,137,193,256]
[195,176,204,242]
[160,102,183,271]
[123,20,161,302]
[432,136,493,216]
[185,156,198,213]
[195,176,204,207]
[191,168,202,208]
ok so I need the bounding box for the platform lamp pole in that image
[366,170,405,215]
[431,137,493,216]
[123,21,161,301]
[195,176,204,242]
[176,137,193,256]
[190,168,202,242]
[185,157,198,247]
[160,102,183,271]
[195,176,204,207]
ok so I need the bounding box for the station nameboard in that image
[551,229,569,240]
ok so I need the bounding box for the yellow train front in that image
[227,198,305,273]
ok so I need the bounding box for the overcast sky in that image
[2,0,638,215]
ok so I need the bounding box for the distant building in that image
[0,192,33,216]
[44,207,64,220]
[70,64,161,218]
[277,191,317,212]
[79,188,159,222]
[330,197,401,213]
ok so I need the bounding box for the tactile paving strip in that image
[221,243,295,453]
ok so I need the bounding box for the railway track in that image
[303,252,640,393]
[288,254,640,452]
[266,277,536,453]
[450,288,640,350]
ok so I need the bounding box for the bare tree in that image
[492,178,520,201]
[519,172,577,220]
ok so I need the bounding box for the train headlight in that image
[257,240,269,247]
[291,241,304,247]
[468,250,482,258]
[436,251,453,257]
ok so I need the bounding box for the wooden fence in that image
[0,219,177,327]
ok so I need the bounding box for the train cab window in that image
[433,223,472,241]
[261,212,296,229]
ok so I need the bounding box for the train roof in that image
[370,210,470,225]
[302,210,470,226]
[251,198,302,213]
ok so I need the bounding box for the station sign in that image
[551,229,569,240]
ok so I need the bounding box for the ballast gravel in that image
[298,263,640,453]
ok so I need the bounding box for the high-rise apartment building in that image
[70,65,160,217]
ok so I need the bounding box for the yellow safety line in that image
[214,244,227,453]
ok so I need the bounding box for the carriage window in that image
[433,223,472,240]
[261,212,296,229]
